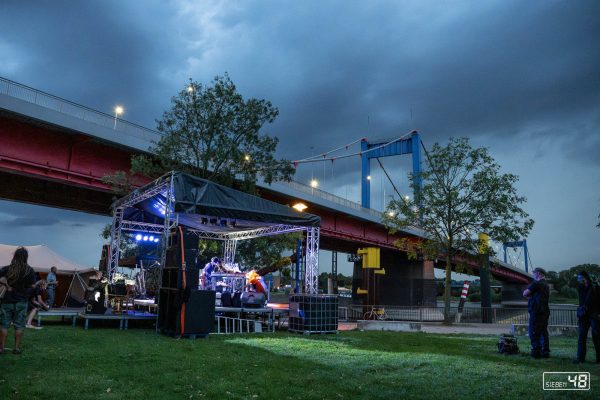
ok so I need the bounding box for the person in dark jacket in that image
[573,271,600,364]
[0,247,36,354]
[523,267,550,358]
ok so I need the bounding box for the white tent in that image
[0,244,98,307]
[0,244,95,273]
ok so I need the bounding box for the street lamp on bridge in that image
[113,105,124,129]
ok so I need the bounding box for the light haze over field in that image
[0,1,598,275]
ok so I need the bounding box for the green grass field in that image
[1,322,598,399]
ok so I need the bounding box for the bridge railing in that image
[0,76,162,145]
[273,180,385,219]
[339,305,577,325]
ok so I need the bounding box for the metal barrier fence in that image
[0,76,162,145]
[339,305,578,326]
[214,315,274,334]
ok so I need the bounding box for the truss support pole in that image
[108,207,124,282]
[304,227,320,294]
[223,240,237,265]
[332,250,338,294]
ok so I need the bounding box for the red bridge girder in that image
[0,112,530,284]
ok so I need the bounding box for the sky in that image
[0,0,598,276]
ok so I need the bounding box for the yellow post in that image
[478,233,489,255]
[358,247,380,268]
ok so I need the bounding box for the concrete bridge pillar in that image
[352,249,436,306]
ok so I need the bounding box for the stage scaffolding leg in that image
[304,227,320,294]
[108,207,124,283]
[223,239,237,265]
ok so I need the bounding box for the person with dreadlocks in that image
[0,246,36,355]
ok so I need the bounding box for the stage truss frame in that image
[108,172,320,294]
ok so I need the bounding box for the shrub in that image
[468,292,481,302]
[560,285,578,298]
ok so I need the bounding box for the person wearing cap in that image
[573,270,600,364]
[523,267,550,358]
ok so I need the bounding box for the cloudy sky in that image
[0,0,598,275]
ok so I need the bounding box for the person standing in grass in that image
[522,267,550,359]
[573,271,600,364]
[0,247,37,355]
[46,266,58,308]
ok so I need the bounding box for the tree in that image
[234,233,301,269]
[384,137,534,322]
[103,74,299,268]
[557,263,600,290]
[105,73,294,192]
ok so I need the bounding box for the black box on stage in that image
[158,289,215,337]
[85,300,109,315]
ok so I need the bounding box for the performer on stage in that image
[200,257,221,289]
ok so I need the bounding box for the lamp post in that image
[113,105,124,129]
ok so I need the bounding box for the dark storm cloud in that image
[8,217,59,227]
[2,0,597,168]
[0,1,598,268]
[0,0,182,127]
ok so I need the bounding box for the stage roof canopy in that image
[115,171,320,238]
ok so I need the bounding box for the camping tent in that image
[0,244,97,307]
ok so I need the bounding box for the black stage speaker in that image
[161,263,199,290]
[158,289,215,337]
[163,227,200,290]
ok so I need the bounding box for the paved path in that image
[420,322,512,335]
[338,321,513,335]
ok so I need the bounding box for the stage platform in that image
[78,311,157,330]
[37,308,84,327]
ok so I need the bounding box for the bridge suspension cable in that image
[292,130,417,166]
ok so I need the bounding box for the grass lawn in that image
[1,322,598,399]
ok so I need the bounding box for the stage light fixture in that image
[153,238,160,243]
[201,217,208,224]
[135,234,142,241]
[143,235,149,241]
[149,235,154,241]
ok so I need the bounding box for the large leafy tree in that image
[384,137,534,322]
[105,73,294,190]
[104,73,298,267]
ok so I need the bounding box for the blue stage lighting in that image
[143,235,149,241]
[135,234,142,241]
[154,238,160,243]
[149,235,154,241]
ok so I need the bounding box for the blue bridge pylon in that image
[360,130,422,209]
